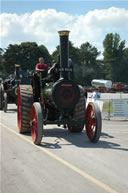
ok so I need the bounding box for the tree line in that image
[0,33,128,85]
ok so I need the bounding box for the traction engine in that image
[17,30,102,145]
[0,64,22,112]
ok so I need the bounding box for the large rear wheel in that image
[0,84,4,110]
[85,102,102,143]
[17,85,33,133]
[30,103,43,145]
[68,87,86,132]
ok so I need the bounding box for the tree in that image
[2,42,51,75]
[51,41,80,64]
[79,42,100,66]
[0,48,6,78]
[51,41,102,85]
[120,47,128,82]
[103,33,125,81]
[51,45,59,63]
[0,48,4,69]
[78,42,101,85]
[51,41,81,83]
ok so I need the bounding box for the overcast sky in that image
[0,0,128,56]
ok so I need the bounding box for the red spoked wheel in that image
[30,103,43,145]
[85,102,102,143]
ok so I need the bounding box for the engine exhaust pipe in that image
[58,30,70,80]
[15,64,20,80]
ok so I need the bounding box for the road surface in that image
[0,104,128,193]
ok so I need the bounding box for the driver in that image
[35,57,48,72]
[34,57,48,101]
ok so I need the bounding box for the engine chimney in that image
[58,30,70,79]
[15,64,20,80]
[52,30,80,112]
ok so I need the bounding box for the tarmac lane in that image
[0,104,128,193]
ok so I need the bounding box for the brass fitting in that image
[58,30,70,36]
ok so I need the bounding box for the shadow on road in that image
[101,132,114,139]
[39,127,128,152]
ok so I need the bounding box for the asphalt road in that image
[0,104,128,193]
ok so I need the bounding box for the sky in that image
[0,0,128,56]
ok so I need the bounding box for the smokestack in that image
[15,64,20,80]
[58,30,70,79]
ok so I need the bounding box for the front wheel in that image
[30,103,43,145]
[85,102,102,143]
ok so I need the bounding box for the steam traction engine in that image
[0,64,22,112]
[17,30,102,145]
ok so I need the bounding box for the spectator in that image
[92,91,100,99]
